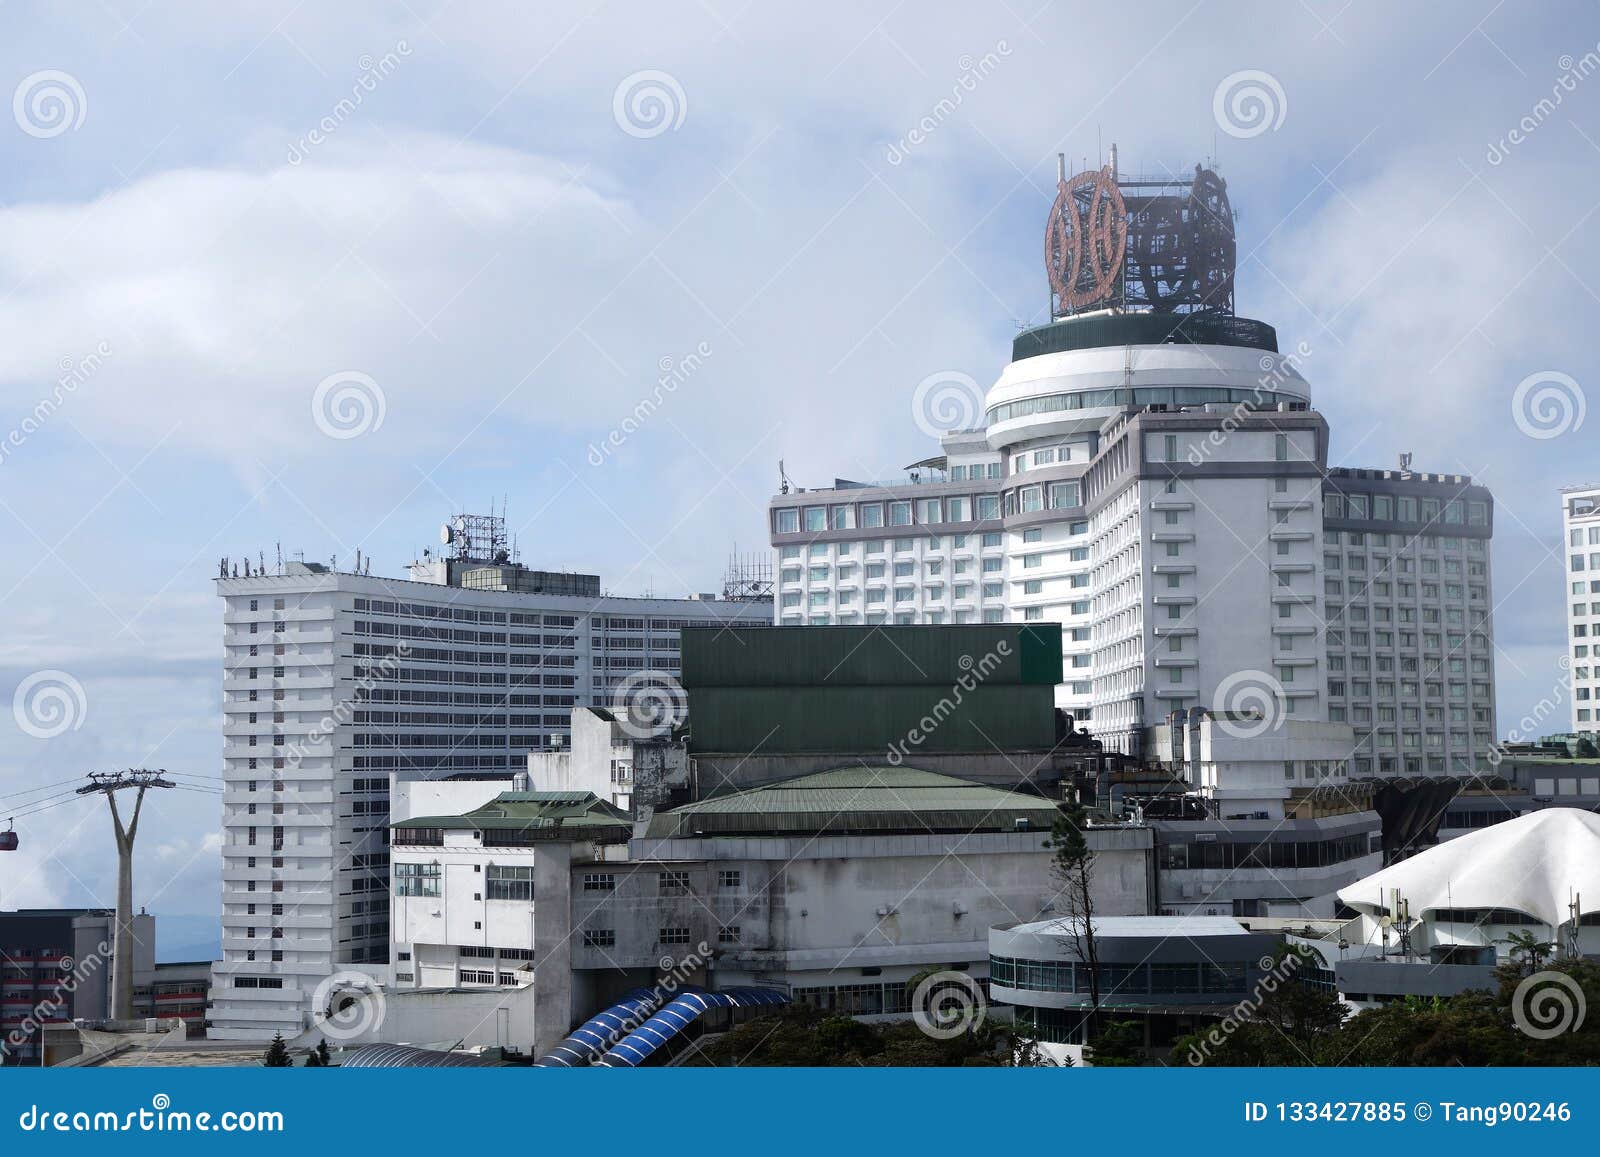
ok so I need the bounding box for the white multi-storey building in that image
[207,543,769,1042]
[1564,484,1600,740]
[1323,469,1496,775]
[769,161,1497,772]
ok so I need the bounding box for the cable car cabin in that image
[0,831,17,851]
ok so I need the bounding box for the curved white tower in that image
[973,310,1311,727]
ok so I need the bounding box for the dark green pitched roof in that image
[645,766,1059,838]
[393,791,631,838]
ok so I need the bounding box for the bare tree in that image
[1044,798,1100,1039]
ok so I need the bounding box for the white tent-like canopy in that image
[1337,808,1600,929]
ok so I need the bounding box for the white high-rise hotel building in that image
[1564,484,1600,739]
[769,158,1496,772]
[208,525,769,1041]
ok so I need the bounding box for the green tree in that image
[1498,930,1556,977]
[1574,736,1599,759]
[262,1032,293,1067]
[1085,1019,1144,1066]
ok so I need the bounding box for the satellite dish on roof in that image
[440,523,454,545]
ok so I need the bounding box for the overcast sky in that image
[1,2,1597,933]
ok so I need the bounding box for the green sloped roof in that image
[394,791,631,835]
[646,766,1059,838]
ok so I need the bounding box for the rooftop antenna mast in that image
[76,769,175,1019]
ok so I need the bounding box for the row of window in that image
[1325,492,1488,526]
[989,956,1249,996]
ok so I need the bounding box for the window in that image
[395,862,440,898]
[582,929,615,948]
[583,873,617,892]
[659,927,692,946]
[718,869,742,889]
[486,865,534,901]
[660,870,691,893]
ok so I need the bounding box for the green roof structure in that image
[393,791,632,841]
[644,767,1061,838]
[678,624,1063,755]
